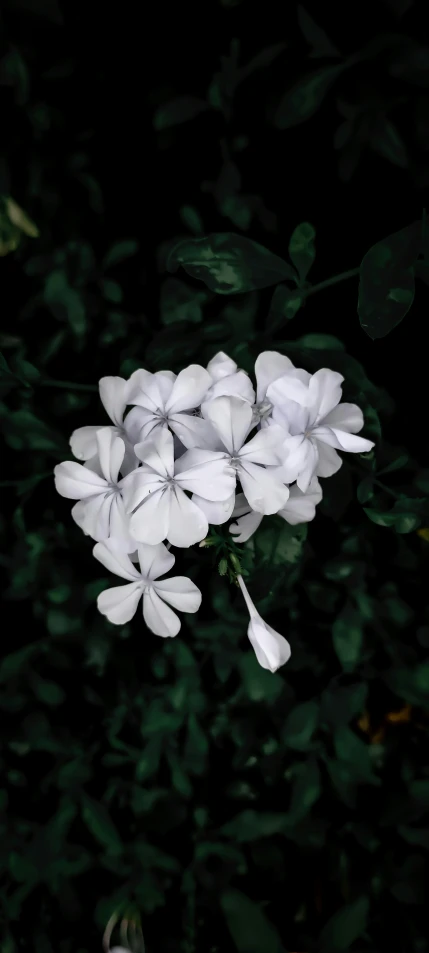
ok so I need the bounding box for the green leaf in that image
[81,796,123,855]
[357,475,374,503]
[334,727,379,784]
[100,278,123,303]
[288,221,316,283]
[370,117,408,168]
[287,757,321,821]
[297,5,341,58]
[320,896,369,951]
[2,409,63,454]
[358,221,421,338]
[274,64,345,130]
[102,239,138,269]
[320,682,368,727]
[365,498,427,533]
[332,605,363,671]
[266,285,303,331]
[221,810,288,842]
[167,233,296,294]
[255,517,308,567]
[31,675,65,706]
[385,662,429,706]
[239,653,284,703]
[44,269,86,336]
[153,96,209,130]
[282,700,319,749]
[160,277,206,325]
[221,888,285,953]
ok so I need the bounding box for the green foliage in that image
[167,233,296,293]
[358,221,423,338]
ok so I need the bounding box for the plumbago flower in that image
[54,347,375,675]
[94,539,201,635]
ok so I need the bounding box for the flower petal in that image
[238,424,287,465]
[321,402,365,433]
[308,368,344,422]
[207,351,237,381]
[314,440,342,478]
[143,588,181,637]
[93,540,141,580]
[129,487,170,545]
[191,492,236,525]
[109,494,135,550]
[248,618,291,672]
[231,492,251,518]
[267,368,312,407]
[254,350,294,402]
[69,425,102,461]
[206,370,255,403]
[134,428,174,478]
[230,509,263,542]
[169,412,221,450]
[99,376,128,426]
[98,581,142,624]
[278,477,322,525]
[137,541,175,580]
[165,364,211,413]
[167,487,208,547]
[175,448,236,501]
[72,491,114,541]
[238,459,289,515]
[54,461,108,499]
[127,368,166,412]
[123,467,166,513]
[202,395,253,454]
[312,426,374,453]
[280,434,316,487]
[96,428,125,483]
[154,576,202,613]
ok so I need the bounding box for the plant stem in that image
[302,267,360,299]
[40,378,97,392]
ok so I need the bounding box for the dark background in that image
[1,1,428,951]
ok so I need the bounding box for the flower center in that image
[254,399,272,421]
[229,455,242,471]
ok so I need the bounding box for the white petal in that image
[238,460,289,515]
[202,395,253,454]
[109,494,135,550]
[248,618,291,672]
[127,368,166,412]
[280,434,313,484]
[123,406,148,444]
[96,428,125,483]
[175,449,236,501]
[312,426,374,454]
[54,461,108,499]
[315,441,343,478]
[278,477,322,525]
[267,368,312,407]
[238,424,287,465]
[93,540,141,580]
[154,370,176,404]
[69,425,101,461]
[72,491,114,541]
[321,402,364,433]
[254,350,294,402]
[296,439,319,493]
[231,492,251,518]
[230,509,263,542]
[143,588,181,637]
[97,581,142,624]
[123,467,166,513]
[99,376,128,426]
[207,351,237,380]
[165,364,211,413]
[192,492,236,525]
[308,368,344,422]
[154,576,202,613]
[206,370,255,403]
[168,412,221,450]
[129,487,170,545]
[167,487,208,547]
[137,541,175,580]
[134,428,174,478]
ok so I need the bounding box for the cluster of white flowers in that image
[54,351,374,672]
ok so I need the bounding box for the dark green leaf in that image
[320,896,369,950]
[288,221,316,283]
[358,221,421,338]
[297,6,341,58]
[332,605,363,671]
[266,285,303,331]
[81,796,123,855]
[370,117,408,168]
[221,888,285,953]
[102,239,138,269]
[167,233,296,293]
[154,96,209,130]
[282,700,319,749]
[274,65,345,130]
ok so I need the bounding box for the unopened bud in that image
[218,558,228,576]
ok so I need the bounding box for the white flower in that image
[230,477,323,543]
[267,367,375,491]
[205,351,255,403]
[253,350,295,423]
[54,429,133,549]
[126,364,216,449]
[200,396,289,517]
[93,539,201,635]
[124,429,236,547]
[237,574,291,672]
[69,376,140,475]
